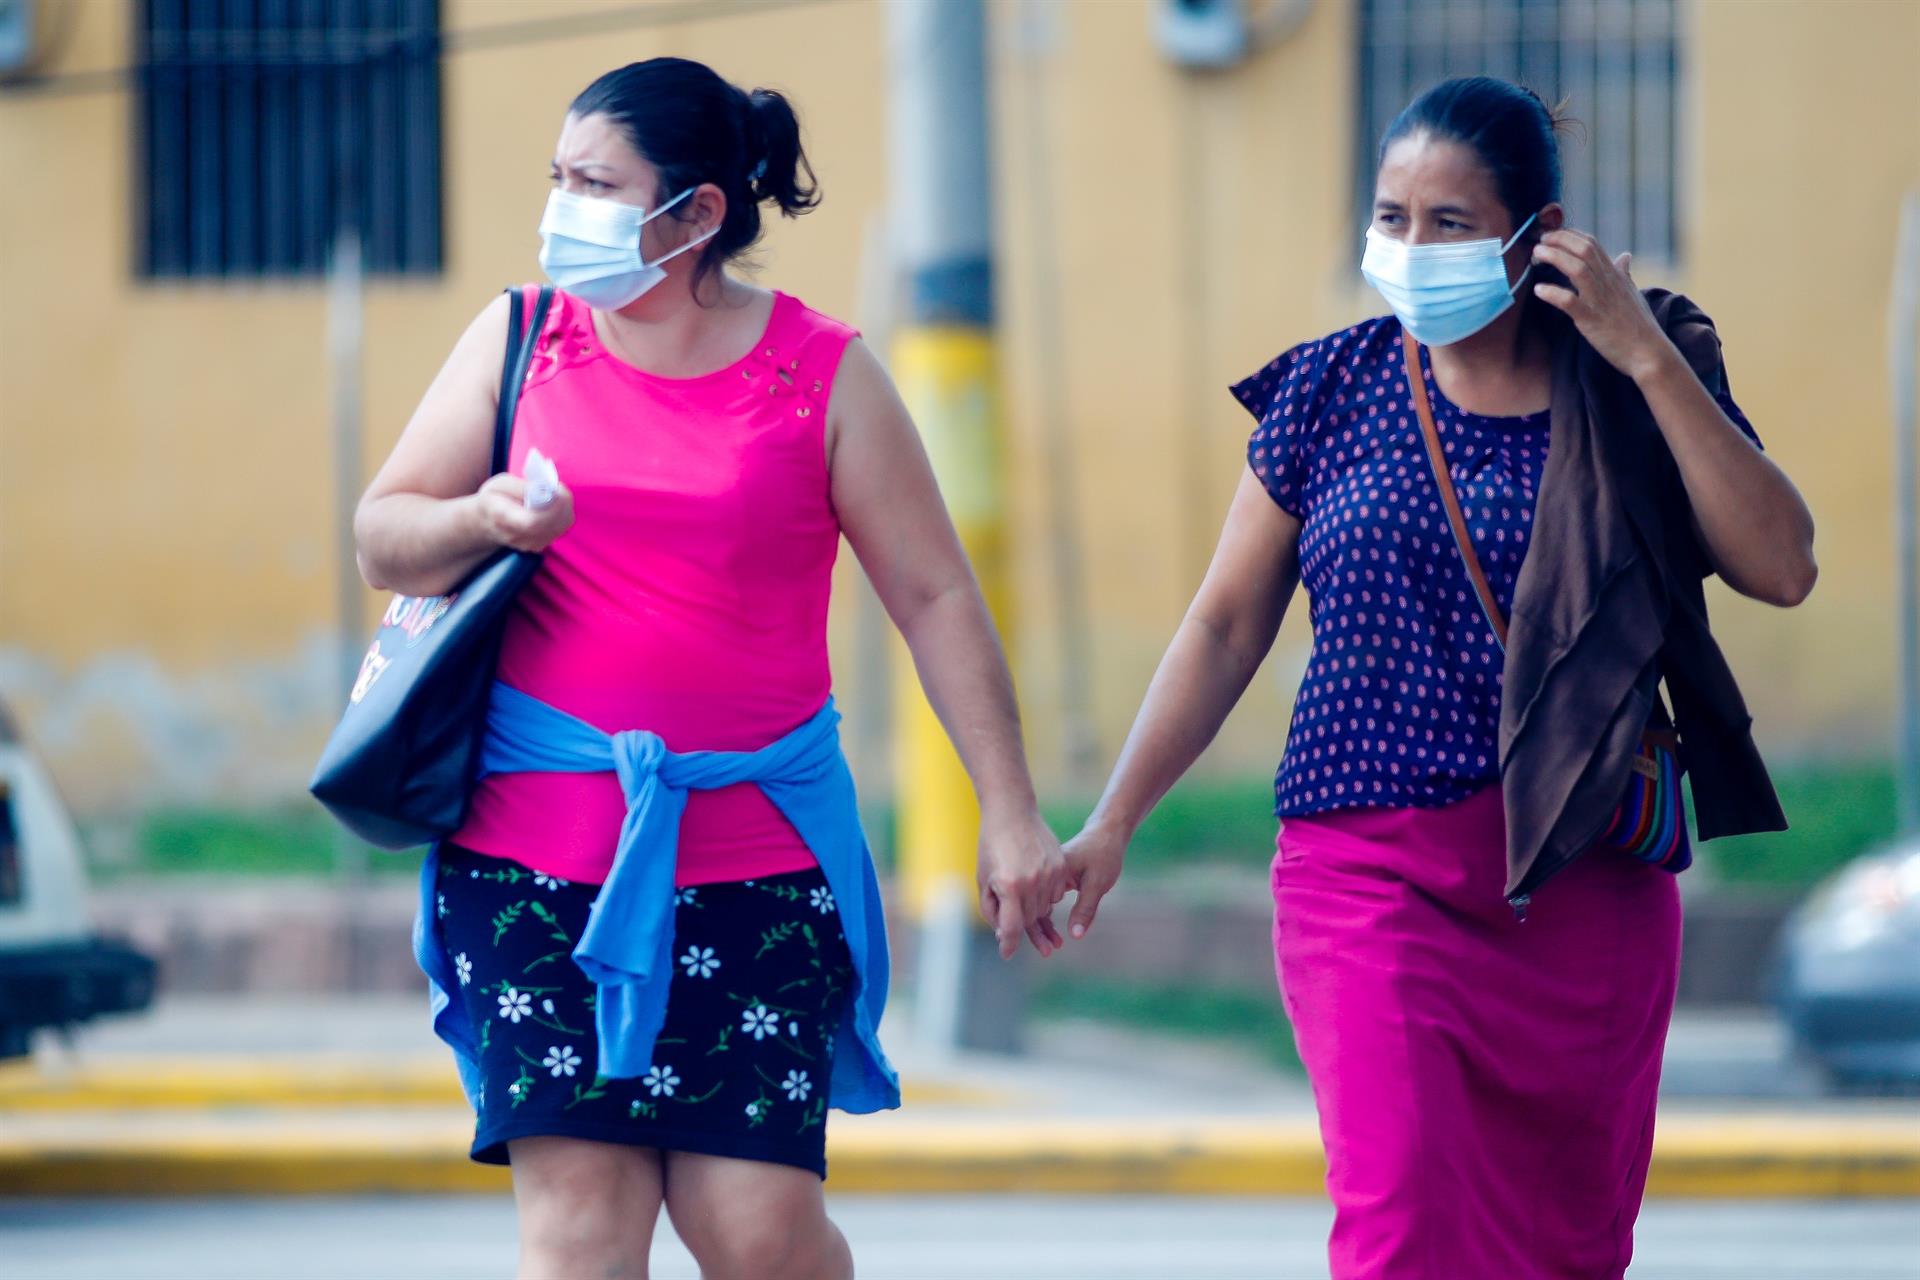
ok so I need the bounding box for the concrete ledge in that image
[0,1059,462,1111]
[829,1120,1330,1196]
[1,1114,1913,1199]
[0,1058,1007,1112]
[1644,1116,1920,1198]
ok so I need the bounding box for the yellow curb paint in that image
[1645,1115,1920,1199]
[827,1121,1330,1196]
[0,1116,499,1196]
[0,1142,509,1197]
[0,1061,465,1111]
[0,1115,1913,1199]
[0,1061,1006,1112]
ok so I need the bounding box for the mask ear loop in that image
[635,187,720,270]
[645,224,720,270]
[1502,210,1543,298]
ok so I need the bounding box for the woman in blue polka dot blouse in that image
[1060,77,1816,1280]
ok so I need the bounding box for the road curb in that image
[0,1115,1913,1199]
[0,1059,1008,1112]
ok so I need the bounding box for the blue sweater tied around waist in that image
[415,682,900,1115]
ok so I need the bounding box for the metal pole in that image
[1011,0,1099,785]
[888,0,1026,1054]
[329,41,370,891]
[327,223,369,893]
[1891,191,1920,837]
[328,223,365,714]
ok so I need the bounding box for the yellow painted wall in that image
[0,0,891,810]
[0,0,1907,815]
[1681,0,1919,749]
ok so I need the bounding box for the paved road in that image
[3,1195,1915,1279]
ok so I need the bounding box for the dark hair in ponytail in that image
[741,87,818,216]
[1380,76,1570,229]
[569,57,820,283]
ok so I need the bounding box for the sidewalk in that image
[1,998,1915,1199]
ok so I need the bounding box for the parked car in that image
[1776,836,1920,1089]
[0,702,155,1059]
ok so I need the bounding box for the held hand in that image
[977,807,1070,960]
[1061,820,1127,941]
[476,473,575,553]
[1530,230,1674,383]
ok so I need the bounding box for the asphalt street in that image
[2,1194,1915,1280]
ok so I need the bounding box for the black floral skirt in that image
[435,843,854,1177]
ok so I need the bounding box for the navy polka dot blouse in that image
[1233,315,1757,819]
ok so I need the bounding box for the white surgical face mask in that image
[1360,210,1540,347]
[537,186,717,310]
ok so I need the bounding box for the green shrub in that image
[106,760,1899,893]
[1031,973,1302,1073]
[119,802,402,878]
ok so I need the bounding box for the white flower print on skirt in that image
[435,844,855,1178]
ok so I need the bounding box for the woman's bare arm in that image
[827,338,1067,959]
[1064,471,1304,936]
[354,293,574,597]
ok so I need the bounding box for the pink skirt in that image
[1273,785,1681,1280]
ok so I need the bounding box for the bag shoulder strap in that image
[1401,329,1511,650]
[491,285,556,477]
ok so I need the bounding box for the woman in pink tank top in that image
[353,58,1067,1280]
[456,283,853,890]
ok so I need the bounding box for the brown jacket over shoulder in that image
[1501,290,1787,904]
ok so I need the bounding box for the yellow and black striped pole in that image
[887,0,1024,1052]
[892,329,1009,919]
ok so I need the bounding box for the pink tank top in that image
[451,288,856,887]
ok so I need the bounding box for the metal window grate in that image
[1356,0,1677,262]
[136,0,443,280]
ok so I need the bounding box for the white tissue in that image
[524,448,560,510]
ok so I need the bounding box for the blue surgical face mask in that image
[537,186,716,310]
[1360,211,1540,347]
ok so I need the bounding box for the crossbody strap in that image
[1402,329,1512,650]
[1402,333,1685,804]
[491,285,556,476]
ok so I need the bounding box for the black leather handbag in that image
[310,286,554,849]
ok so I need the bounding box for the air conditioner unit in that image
[1155,0,1250,70]
[1155,0,1314,72]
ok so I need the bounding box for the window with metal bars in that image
[136,0,442,279]
[1356,0,1677,262]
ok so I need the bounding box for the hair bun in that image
[742,87,820,216]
